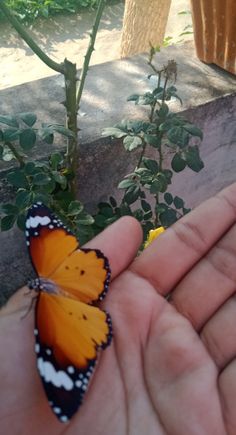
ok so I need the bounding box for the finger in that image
[201,295,236,370]
[219,360,236,435]
[85,216,142,279]
[131,183,236,296]
[171,218,236,330]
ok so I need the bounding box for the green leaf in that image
[183,124,203,139]
[162,170,173,184]
[118,179,136,189]
[171,153,186,172]
[68,201,84,216]
[136,93,155,105]
[142,221,155,243]
[173,196,184,209]
[1,214,16,231]
[24,162,35,175]
[0,144,3,158]
[124,186,140,204]
[77,213,94,226]
[143,158,159,174]
[102,127,127,138]
[7,169,29,189]
[158,103,169,118]
[144,134,161,148]
[183,207,191,215]
[0,115,19,128]
[44,133,54,144]
[127,94,140,102]
[141,200,151,212]
[133,209,144,221]
[38,179,56,193]
[3,128,20,142]
[156,203,168,214]
[184,146,204,172]
[150,174,168,194]
[159,208,177,227]
[33,173,52,186]
[52,172,67,189]
[167,126,189,147]
[143,210,153,220]
[19,128,37,150]
[15,190,32,208]
[1,203,18,215]
[51,125,75,138]
[164,192,173,205]
[17,213,26,230]
[50,152,63,170]
[19,112,37,127]
[123,135,142,151]
[119,203,133,216]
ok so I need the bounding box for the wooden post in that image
[120,0,172,58]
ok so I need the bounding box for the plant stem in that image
[162,75,169,103]
[137,141,146,168]
[76,0,106,110]
[63,59,77,183]
[5,142,25,167]
[0,1,64,74]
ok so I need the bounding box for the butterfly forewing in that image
[25,202,112,422]
[26,204,78,278]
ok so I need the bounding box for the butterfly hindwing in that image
[35,292,112,422]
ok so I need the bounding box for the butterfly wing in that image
[25,203,110,303]
[49,248,110,303]
[35,292,112,422]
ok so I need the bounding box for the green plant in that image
[0,16,204,248]
[0,112,94,244]
[96,47,204,242]
[0,0,117,22]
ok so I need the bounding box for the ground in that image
[0,0,192,90]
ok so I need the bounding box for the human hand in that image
[1,183,236,435]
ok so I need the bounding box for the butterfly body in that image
[25,202,112,422]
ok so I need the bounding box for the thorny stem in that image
[137,140,147,168]
[76,0,106,110]
[5,142,25,167]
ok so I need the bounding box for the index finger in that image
[131,183,236,296]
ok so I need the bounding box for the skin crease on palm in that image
[1,184,236,435]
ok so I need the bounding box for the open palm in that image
[1,183,236,435]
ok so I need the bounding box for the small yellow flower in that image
[144,227,165,248]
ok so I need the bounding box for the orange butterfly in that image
[25,202,112,423]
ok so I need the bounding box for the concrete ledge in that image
[0,41,236,306]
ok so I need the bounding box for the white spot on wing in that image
[27,216,51,229]
[53,407,61,414]
[37,357,73,390]
[75,380,82,388]
[35,343,40,353]
[60,415,69,423]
